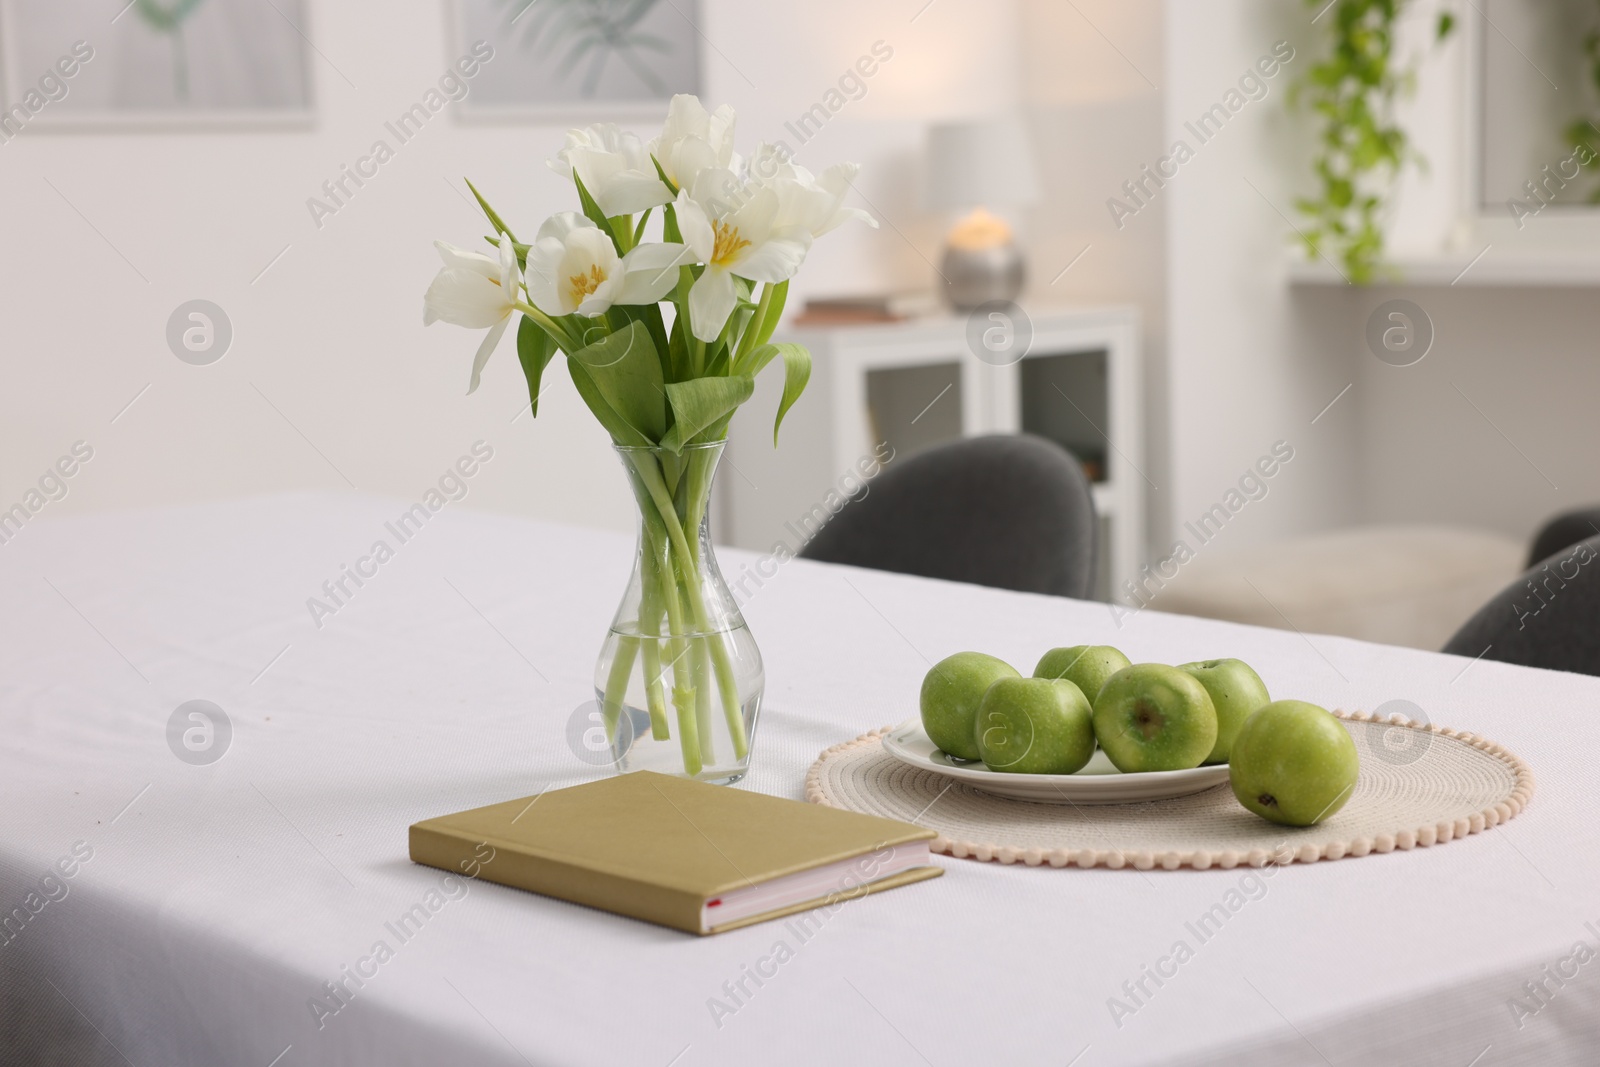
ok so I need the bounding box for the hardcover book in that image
[409,771,941,935]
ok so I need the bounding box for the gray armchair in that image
[1442,532,1600,677]
[799,434,1099,599]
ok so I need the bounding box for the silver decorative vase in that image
[940,242,1027,312]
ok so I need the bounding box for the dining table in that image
[1,492,1596,1066]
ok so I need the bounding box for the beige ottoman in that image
[1147,525,1525,651]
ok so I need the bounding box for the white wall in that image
[14,0,1584,570]
[1162,0,1360,555]
[1347,286,1600,539]
[0,0,1027,536]
[1286,3,1600,544]
[1020,0,1169,543]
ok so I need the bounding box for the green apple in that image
[920,652,1019,761]
[1229,700,1360,826]
[1092,664,1217,772]
[1179,658,1271,765]
[1033,645,1132,704]
[975,677,1095,774]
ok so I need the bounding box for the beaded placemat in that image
[804,711,1534,870]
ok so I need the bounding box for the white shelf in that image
[1288,253,1600,288]
[720,308,1146,601]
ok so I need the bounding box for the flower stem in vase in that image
[630,454,706,774]
[682,448,749,759]
[600,631,638,740]
[630,449,749,765]
[691,636,717,765]
[636,528,672,741]
[653,530,702,777]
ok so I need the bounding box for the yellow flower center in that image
[712,220,751,266]
[567,264,607,307]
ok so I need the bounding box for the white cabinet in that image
[718,307,1145,600]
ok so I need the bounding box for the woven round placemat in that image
[805,710,1534,870]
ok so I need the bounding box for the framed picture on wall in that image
[0,0,314,130]
[453,0,703,122]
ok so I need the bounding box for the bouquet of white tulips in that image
[424,95,874,779]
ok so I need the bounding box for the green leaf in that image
[572,170,623,251]
[615,302,672,380]
[464,178,517,243]
[1436,12,1455,40]
[733,341,778,378]
[755,279,790,349]
[732,279,791,364]
[727,306,756,357]
[666,302,690,383]
[651,156,681,198]
[662,198,683,243]
[703,342,732,379]
[485,235,532,271]
[569,320,667,443]
[660,376,754,452]
[516,316,558,418]
[771,343,812,446]
[567,360,653,448]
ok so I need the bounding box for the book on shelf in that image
[792,292,942,325]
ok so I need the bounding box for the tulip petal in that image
[725,185,779,245]
[670,139,718,191]
[735,234,810,284]
[663,94,706,136]
[813,163,876,233]
[708,104,737,154]
[425,267,510,329]
[617,243,691,305]
[523,238,567,316]
[466,314,510,395]
[591,170,674,215]
[537,211,598,243]
[688,266,739,343]
[551,123,670,214]
[688,167,744,212]
[497,235,521,296]
[576,271,624,316]
[674,194,716,262]
[434,240,498,278]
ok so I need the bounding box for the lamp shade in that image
[924,115,1041,211]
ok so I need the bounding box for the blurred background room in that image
[4,0,1599,658]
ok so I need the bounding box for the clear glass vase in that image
[593,441,763,784]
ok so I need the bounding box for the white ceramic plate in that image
[880,720,1232,805]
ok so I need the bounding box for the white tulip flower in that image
[674,174,812,343]
[650,94,739,193]
[548,123,673,217]
[524,212,691,318]
[423,236,522,394]
[746,144,877,238]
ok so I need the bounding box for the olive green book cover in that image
[409,771,941,935]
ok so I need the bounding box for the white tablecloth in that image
[2,494,1598,1067]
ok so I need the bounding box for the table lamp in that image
[925,115,1041,311]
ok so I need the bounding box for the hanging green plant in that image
[134,0,206,101]
[1563,3,1600,202]
[1290,0,1455,283]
